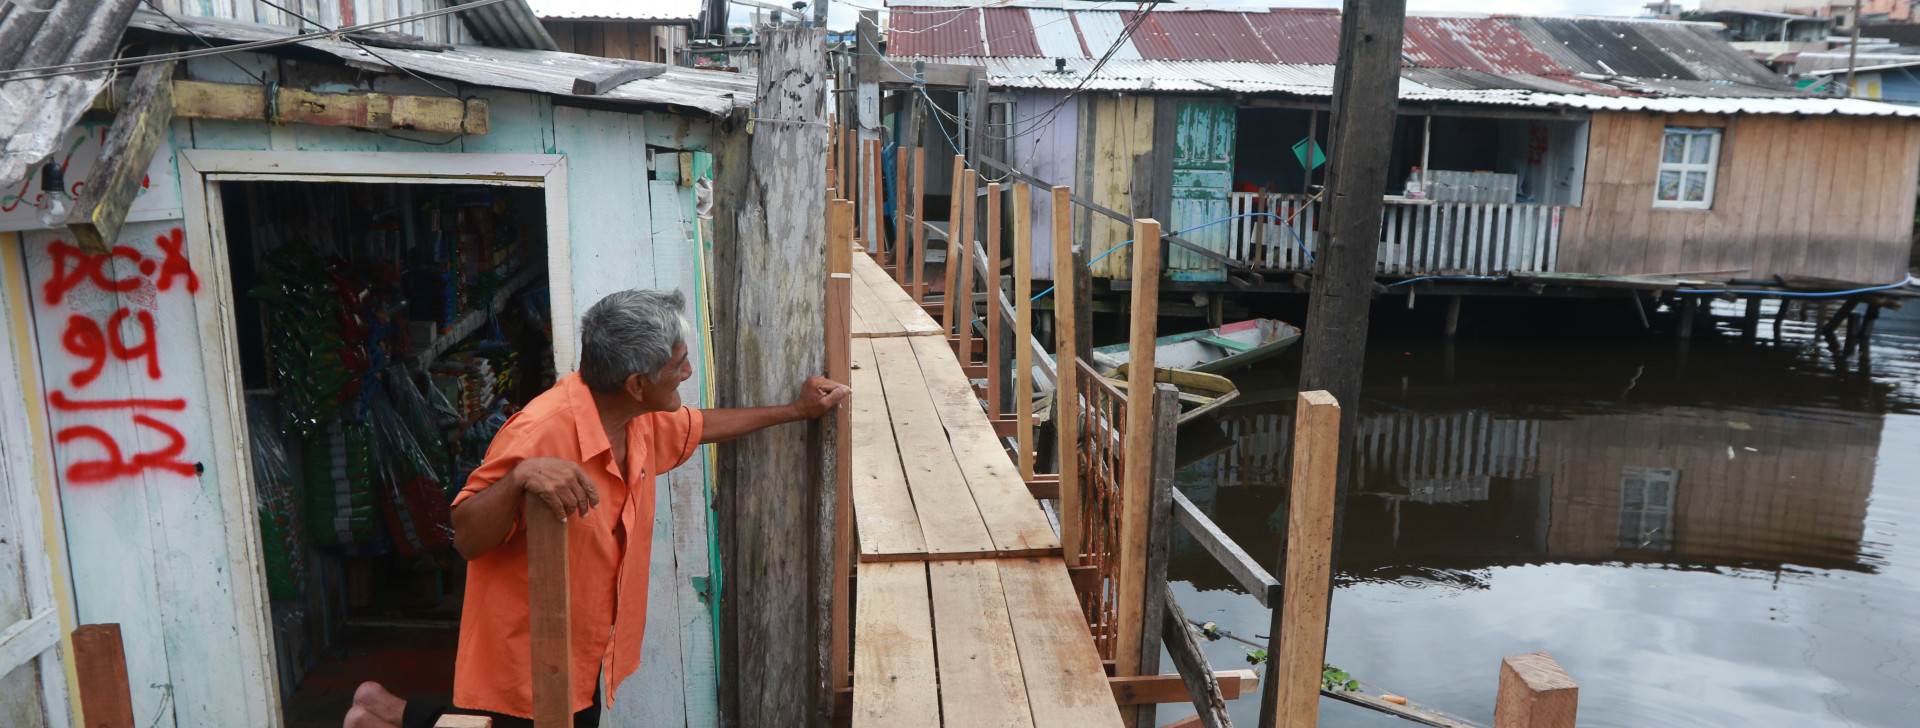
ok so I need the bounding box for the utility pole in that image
[1279,1,1406,722]
[1847,0,1864,96]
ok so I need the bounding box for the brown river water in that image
[1159,297,1920,727]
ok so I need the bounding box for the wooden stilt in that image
[1444,295,1462,338]
[1677,296,1697,339]
[1052,186,1082,568]
[1858,302,1881,366]
[1772,298,1788,342]
[1742,296,1762,342]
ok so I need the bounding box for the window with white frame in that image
[1654,127,1721,209]
[1617,466,1677,551]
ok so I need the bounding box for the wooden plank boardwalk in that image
[848,263,1123,728]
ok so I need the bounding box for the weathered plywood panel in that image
[1012,91,1077,279]
[1087,95,1154,279]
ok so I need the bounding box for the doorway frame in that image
[176,150,571,724]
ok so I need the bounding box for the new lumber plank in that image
[998,558,1128,728]
[929,560,1038,728]
[851,269,910,336]
[871,337,998,556]
[850,338,930,557]
[854,254,941,334]
[526,496,572,728]
[829,199,855,694]
[72,624,135,728]
[853,562,940,728]
[1268,391,1341,728]
[907,335,1062,554]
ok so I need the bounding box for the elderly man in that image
[347,289,848,728]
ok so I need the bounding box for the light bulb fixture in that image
[36,162,68,230]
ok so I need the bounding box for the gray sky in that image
[728,1,1689,32]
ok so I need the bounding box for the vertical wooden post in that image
[956,169,979,363]
[1134,382,1182,727]
[986,182,1004,417]
[827,114,837,191]
[711,26,832,728]
[71,624,135,728]
[1052,186,1082,567]
[1014,183,1035,476]
[1494,652,1579,728]
[1261,391,1342,728]
[865,138,882,258]
[944,159,967,335]
[1115,218,1162,680]
[895,143,911,283]
[526,495,573,728]
[826,199,855,696]
[913,147,929,303]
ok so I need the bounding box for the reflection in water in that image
[1166,303,1918,728]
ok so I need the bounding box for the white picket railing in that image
[1227,193,1564,275]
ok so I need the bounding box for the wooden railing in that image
[1228,193,1565,276]
[1074,358,1129,660]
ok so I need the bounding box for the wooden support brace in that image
[1494,652,1578,728]
[572,62,668,95]
[1109,670,1259,706]
[70,58,175,254]
[71,624,136,728]
[913,147,929,303]
[526,495,572,728]
[127,80,491,135]
[1159,587,1235,728]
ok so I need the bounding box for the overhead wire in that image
[140,0,269,86]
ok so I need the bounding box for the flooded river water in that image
[1162,299,1920,727]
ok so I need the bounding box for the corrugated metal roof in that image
[891,7,988,58]
[0,0,143,189]
[1796,51,1920,73]
[981,7,1043,57]
[525,0,702,22]
[1067,10,1141,61]
[128,11,752,115]
[1151,11,1277,63]
[1026,8,1087,58]
[1403,16,1563,75]
[454,0,559,50]
[1241,9,1341,64]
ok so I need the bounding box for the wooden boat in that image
[1104,364,1241,425]
[1090,318,1302,375]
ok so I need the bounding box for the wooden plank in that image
[896,143,912,287]
[850,339,929,556]
[871,337,998,554]
[1135,383,1182,727]
[945,157,968,333]
[852,254,941,335]
[526,495,572,728]
[851,269,908,335]
[1014,183,1035,478]
[165,80,488,134]
[1052,185,1083,568]
[70,58,175,254]
[1171,489,1279,608]
[958,168,980,359]
[929,560,1038,727]
[433,716,493,728]
[829,199,855,694]
[987,183,1005,418]
[852,562,940,728]
[72,624,135,728]
[1494,652,1578,728]
[1160,590,1233,728]
[1267,391,1341,728]
[1109,670,1257,706]
[908,335,1063,553]
[998,558,1129,728]
[572,62,667,95]
[1116,218,1163,677]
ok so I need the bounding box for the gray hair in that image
[579,289,691,393]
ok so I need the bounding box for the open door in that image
[1169,101,1235,282]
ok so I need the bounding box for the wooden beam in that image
[432,717,493,728]
[1115,218,1162,679]
[1160,588,1235,728]
[526,495,572,728]
[1264,390,1342,728]
[943,157,967,333]
[136,80,490,134]
[1110,669,1259,706]
[827,199,855,695]
[572,62,667,95]
[71,624,135,728]
[986,182,1004,418]
[1053,185,1082,568]
[69,57,174,254]
[956,168,979,363]
[1135,383,1182,727]
[913,147,929,303]
[1014,182,1035,478]
[1171,489,1280,608]
[896,142,912,288]
[1025,476,1060,499]
[1494,652,1578,728]
[874,59,979,88]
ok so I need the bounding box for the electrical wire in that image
[141,0,269,86]
[0,0,511,82]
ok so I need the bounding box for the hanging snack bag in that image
[304,415,381,547]
[369,395,454,556]
[247,400,306,600]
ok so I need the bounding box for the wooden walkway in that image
[847,258,1123,728]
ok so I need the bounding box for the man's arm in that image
[701,375,850,444]
[451,457,600,560]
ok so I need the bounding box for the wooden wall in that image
[1539,406,1879,570]
[1082,94,1156,279]
[544,20,690,65]
[1560,110,1920,283]
[1010,90,1078,279]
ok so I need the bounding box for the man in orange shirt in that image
[347,289,848,728]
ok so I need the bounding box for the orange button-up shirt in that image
[450,373,703,718]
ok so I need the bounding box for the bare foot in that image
[345,681,406,728]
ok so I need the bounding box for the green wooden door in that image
[1170,102,1235,282]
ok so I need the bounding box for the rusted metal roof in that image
[1150,11,1278,63]
[1403,16,1563,75]
[981,7,1044,57]
[1241,9,1341,64]
[891,7,987,58]
[0,0,144,189]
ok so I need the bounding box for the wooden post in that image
[866,138,883,258]
[956,169,979,362]
[1677,296,1697,339]
[986,182,1005,417]
[826,114,837,190]
[69,56,175,254]
[1444,295,1462,339]
[1052,185,1083,567]
[1115,218,1163,679]
[1014,183,1035,476]
[1293,0,1406,600]
[711,26,832,728]
[1261,390,1342,728]
[896,143,911,282]
[1134,382,1182,727]
[71,624,135,728]
[1494,652,1578,728]
[526,495,572,728]
[1742,297,1763,342]
[944,159,968,335]
[827,199,855,696]
[1161,589,1233,728]
[913,147,929,303]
